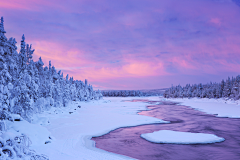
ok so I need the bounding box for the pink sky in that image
[1,0,240,90]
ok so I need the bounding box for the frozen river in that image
[92,100,240,160]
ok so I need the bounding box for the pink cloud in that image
[2,0,240,90]
[209,18,221,26]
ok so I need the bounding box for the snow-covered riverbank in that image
[27,96,168,160]
[164,97,240,118]
[6,96,240,159]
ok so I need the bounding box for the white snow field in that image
[163,98,240,118]
[141,130,225,144]
[6,96,240,159]
[23,96,168,160]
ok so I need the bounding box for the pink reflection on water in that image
[92,100,240,160]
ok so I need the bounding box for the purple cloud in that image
[1,0,240,89]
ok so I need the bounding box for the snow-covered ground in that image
[5,96,240,159]
[141,130,225,144]
[21,96,167,160]
[162,97,240,118]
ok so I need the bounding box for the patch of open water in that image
[92,100,240,160]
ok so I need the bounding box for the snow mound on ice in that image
[141,130,225,144]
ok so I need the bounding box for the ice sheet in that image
[141,130,225,144]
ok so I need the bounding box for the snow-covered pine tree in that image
[0,17,104,159]
[223,77,231,98]
[0,17,7,47]
[163,75,240,100]
[0,17,103,120]
[231,75,240,99]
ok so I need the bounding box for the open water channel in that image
[92,100,240,160]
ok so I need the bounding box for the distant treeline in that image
[163,76,240,99]
[102,90,160,97]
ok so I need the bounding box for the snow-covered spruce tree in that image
[0,16,103,119]
[164,75,240,100]
[0,17,53,159]
[0,16,104,159]
[8,33,102,119]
